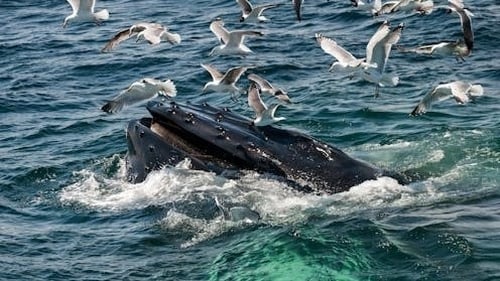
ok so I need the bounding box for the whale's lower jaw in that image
[125,101,397,194]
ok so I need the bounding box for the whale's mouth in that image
[125,102,260,183]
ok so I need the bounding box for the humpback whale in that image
[125,101,408,194]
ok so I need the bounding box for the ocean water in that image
[1,0,499,280]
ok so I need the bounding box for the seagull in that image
[396,40,469,61]
[362,21,404,97]
[101,22,181,52]
[209,18,264,56]
[63,0,109,28]
[247,82,286,126]
[236,0,279,22]
[201,64,251,99]
[374,0,434,16]
[410,81,483,115]
[315,33,376,76]
[293,0,304,21]
[396,0,473,61]
[101,78,177,113]
[247,73,292,104]
[448,0,474,52]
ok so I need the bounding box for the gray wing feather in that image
[201,64,224,81]
[248,82,267,115]
[316,33,357,64]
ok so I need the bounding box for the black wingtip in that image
[101,102,113,113]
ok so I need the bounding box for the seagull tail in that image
[95,9,110,21]
[469,84,484,97]
[159,80,177,97]
[380,74,399,87]
[164,32,182,45]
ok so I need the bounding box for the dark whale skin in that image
[125,101,404,194]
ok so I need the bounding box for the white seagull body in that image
[63,0,109,28]
[411,81,483,115]
[101,22,181,52]
[247,82,286,126]
[315,33,376,76]
[237,0,279,22]
[247,73,292,104]
[101,78,177,113]
[201,64,251,99]
[362,21,404,96]
[209,18,264,56]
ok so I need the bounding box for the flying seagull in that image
[247,73,292,104]
[448,0,473,52]
[209,18,263,56]
[374,0,434,16]
[101,22,181,52]
[410,81,483,115]
[247,82,286,126]
[63,0,109,28]
[315,33,376,76]
[101,78,177,113]
[201,64,251,99]
[396,40,469,61]
[236,0,279,22]
[396,0,473,61]
[362,20,404,97]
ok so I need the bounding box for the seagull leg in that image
[374,85,380,98]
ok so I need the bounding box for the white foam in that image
[59,156,447,247]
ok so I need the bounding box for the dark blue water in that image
[1,0,499,280]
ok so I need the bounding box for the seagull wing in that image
[315,33,357,64]
[210,19,230,44]
[80,0,93,12]
[380,23,404,71]
[248,82,267,116]
[377,1,399,14]
[101,27,135,52]
[254,4,279,15]
[66,0,80,13]
[89,0,96,12]
[227,30,263,46]
[221,66,248,84]
[448,0,474,49]
[102,80,158,113]
[366,21,391,73]
[237,0,253,16]
[293,0,303,21]
[248,73,274,92]
[411,83,453,115]
[201,64,224,81]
